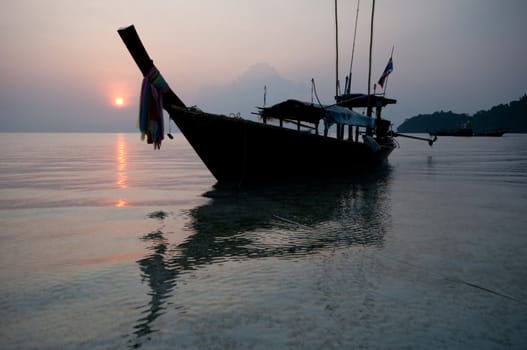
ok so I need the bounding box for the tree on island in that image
[397,95,527,133]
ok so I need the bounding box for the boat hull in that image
[168,106,394,183]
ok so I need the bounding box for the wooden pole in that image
[367,0,375,118]
[335,0,341,140]
[335,0,339,99]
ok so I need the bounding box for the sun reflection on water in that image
[115,198,128,207]
[115,134,129,207]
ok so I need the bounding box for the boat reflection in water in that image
[130,166,392,348]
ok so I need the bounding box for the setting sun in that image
[114,97,124,107]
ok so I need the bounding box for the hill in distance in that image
[397,95,527,133]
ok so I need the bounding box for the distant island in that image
[397,95,527,133]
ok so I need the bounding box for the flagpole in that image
[383,46,395,95]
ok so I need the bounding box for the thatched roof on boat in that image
[335,93,396,109]
[259,99,325,124]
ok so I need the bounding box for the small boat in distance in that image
[117,4,434,184]
[429,120,507,137]
[429,129,507,137]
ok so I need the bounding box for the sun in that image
[114,97,125,107]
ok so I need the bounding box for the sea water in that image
[1,132,526,349]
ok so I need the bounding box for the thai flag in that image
[377,57,393,88]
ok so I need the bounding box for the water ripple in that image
[130,173,393,347]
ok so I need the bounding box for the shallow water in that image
[1,133,526,349]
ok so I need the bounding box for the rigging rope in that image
[311,78,325,109]
[346,0,360,94]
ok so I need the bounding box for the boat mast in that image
[367,0,375,117]
[335,0,339,99]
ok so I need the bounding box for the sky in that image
[1,0,526,132]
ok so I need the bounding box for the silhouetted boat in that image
[429,128,506,137]
[117,5,434,184]
[474,130,507,136]
[428,117,507,137]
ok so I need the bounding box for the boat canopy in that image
[259,99,374,128]
[324,105,374,128]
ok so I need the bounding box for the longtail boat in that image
[117,4,434,184]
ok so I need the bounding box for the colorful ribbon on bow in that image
[138,67,169,149]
